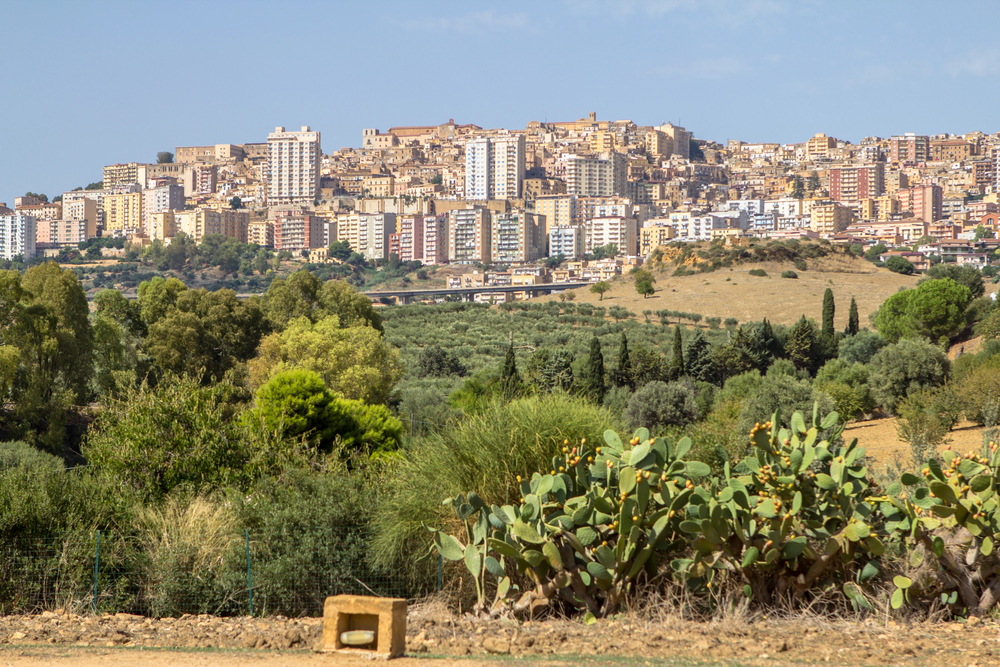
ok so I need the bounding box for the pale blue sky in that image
[3,0,999,204]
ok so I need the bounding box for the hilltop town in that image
[2,114,998,299]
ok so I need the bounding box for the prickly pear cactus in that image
[876,439,1000,616]
[431,428,711,617]
[671,404,883,606]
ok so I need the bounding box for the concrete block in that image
[321,595,407,659]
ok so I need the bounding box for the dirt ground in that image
[3,611,1000,666]
[845,417,989,470]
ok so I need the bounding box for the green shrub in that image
[623,380,699,431]
[0,441,62,471]
[868,339,950,413]
[749,269,768,277]
[736,374,835,436]
[781,270,798,279]
[84,375,302,502]
[839,330,887,365]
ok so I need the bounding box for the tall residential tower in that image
[267,126,321,204]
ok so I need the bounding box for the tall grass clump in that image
[136,494,243,617]
[373,393,621,583]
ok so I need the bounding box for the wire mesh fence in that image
[0,527,411,618]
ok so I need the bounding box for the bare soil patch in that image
[534,259,920,329]
[3,608,1000,666]
[846,417,988,469]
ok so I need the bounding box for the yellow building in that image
[590,131,616,153]
[639,225,676,256]
[805,133,836,160]
[150,211,177,240]
[362,174,395,197]
[810,202,853,235]
[645,130,672,158]
[533,195,581,236]
[248,220,275,247]
[175,209,222,243]
[102,192,144,231]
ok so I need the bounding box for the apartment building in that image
[533,195,582,235]
[564,152,627,197]
[491,211,540,264]
[896,184,943,222]
[447,207,491,264]
[590,131,616,153]
[930,139,975,162]
[103,162,148,188]
[548,225,584,260]
[63,198,98,227]
[102,192,144,231]
[247,220,275,247]
[397,213,448,264]
[645,130,672,159]
[656,123,691,160]
[335,212,396,260]
[15,202,62,221]
[828,163,885,203]
[142,184,185,233]
[810,202,854,235]
[584,216,638,254]
[889,133,930,163]
[805,134,837,160]
[194,165,218,194]
[274,211,326,251]
[639,224,676,256]
[267,126,321,204]
[0,214,36,260]
[464,133,526,200]
[149,211,177,240]
[175,144,247,164]
[35,218,93,247]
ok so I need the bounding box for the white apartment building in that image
[465,137,491,201]
[564,152,627,197]
[584,216,638,255]
[668,210,747,240]
[0,214,36,260]
[267,126,321,204]
[764,198,806,217]
[722,199,767,214]
[548,225,584,260]
[464,133,525,200]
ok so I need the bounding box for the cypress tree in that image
[583,336,606,403]
[821,288,835,340]
[847,297,859,336]
[499,341,520,397]
[670,326,685,377]
[683,329,716,384]
[785,315,818,373]
[543,350,574,393]
[612,331,632,389]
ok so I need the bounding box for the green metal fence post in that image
[92,530,101,614]
[245,529,253,617]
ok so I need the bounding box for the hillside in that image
[536,255,922,329]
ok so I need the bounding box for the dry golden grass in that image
[536,256,920,329]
